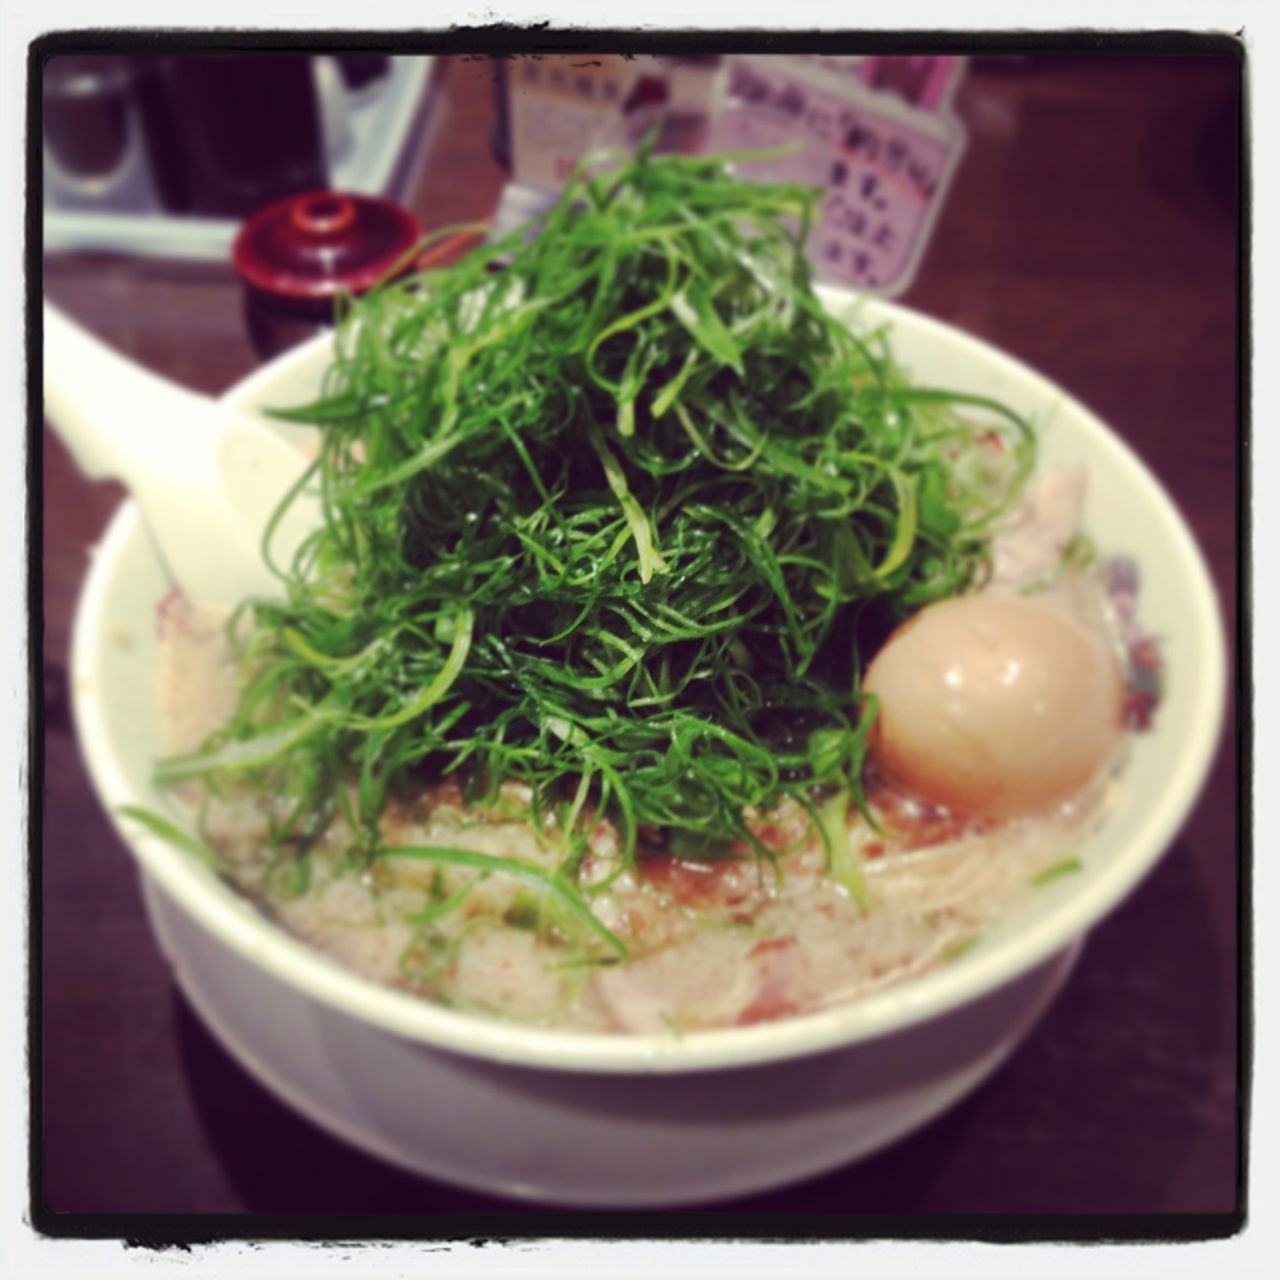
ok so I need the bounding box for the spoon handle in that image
[42,302,316,608]
[42,303,218,486]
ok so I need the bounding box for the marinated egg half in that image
[863,594,1125,820]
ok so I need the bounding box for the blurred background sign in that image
[496,53,968,297]
[710,56,967,294]
[504,54,720,187]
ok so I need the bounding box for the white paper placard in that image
[711,55,968,296]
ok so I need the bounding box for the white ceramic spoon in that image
[43,302,321,609]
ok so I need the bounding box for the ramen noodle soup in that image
[146,149,1162,1037]
[156,468,1156,1035]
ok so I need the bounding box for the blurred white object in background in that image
[312,56,354,160]
[43,56,434,261]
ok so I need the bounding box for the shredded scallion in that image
[160,142,1034,887]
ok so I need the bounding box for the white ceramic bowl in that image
[68,290,1226,1202]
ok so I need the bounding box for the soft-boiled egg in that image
[862,594,1125,820]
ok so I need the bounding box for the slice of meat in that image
[988,466,1086,590]
[735,938,801,1026]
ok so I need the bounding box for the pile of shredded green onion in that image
[157,143,1034,899]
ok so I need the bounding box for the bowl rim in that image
[69,293,1229,1074]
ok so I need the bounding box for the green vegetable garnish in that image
[379,845,627,959]
[1018,533,1097,598]
[1031,855,1084,886]
[159,142,1034,908]
[943,934,980,963]
[809,789,870,910]
[119,805,219,868]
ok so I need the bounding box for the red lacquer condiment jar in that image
[232,189,423,358]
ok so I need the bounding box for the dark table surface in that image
[39,54,1243,1226]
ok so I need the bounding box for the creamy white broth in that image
[156,500,1132,1034]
